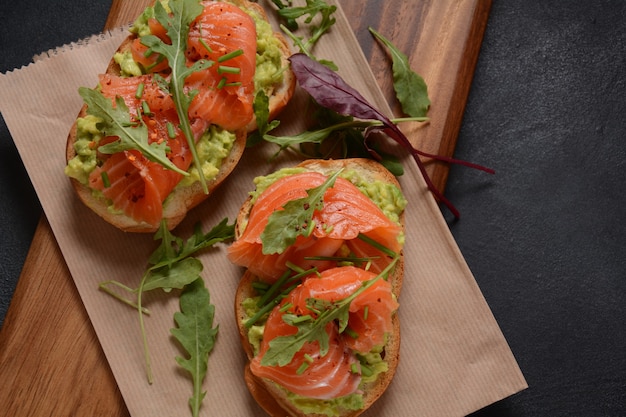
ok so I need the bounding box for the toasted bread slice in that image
[65,0,295,232]
[233,158,404,417]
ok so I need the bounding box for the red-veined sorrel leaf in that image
[288,53,494,218]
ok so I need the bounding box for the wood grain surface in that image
[0,1,492,415]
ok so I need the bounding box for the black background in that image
[1,1,624,416]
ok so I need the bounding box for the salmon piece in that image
[99,73,178,119]
[227,172,402,282]
[89,74,193,226]
[291,266,398,354]
[88,1,257,226]
[249,266,398,399]
[129,17,170,72]
[130,37,170,74]
[188,2,257,83]
[186,1,256,130]
[89,150,179,226]
[250,298,361,400]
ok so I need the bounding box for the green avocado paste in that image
[65,0,287,205]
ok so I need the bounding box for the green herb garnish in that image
[278,0,337,51]
[260,169,342,255]
[78,87,187,176]
[217,48,244,62]
[246,90,281,148]
[271,0,338,69]
[369,27,431,118]
[171,278,218,417]
[99,218,234,384]
[260,255,399,367]
[139,0,215,193]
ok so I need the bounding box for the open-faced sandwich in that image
[229,158,406,416]
[65,0,295,232]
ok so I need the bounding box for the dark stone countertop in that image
[1,1,624,416]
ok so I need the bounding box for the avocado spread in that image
[65,0,287,204]
[242,292,388,417]
[240,167,403,416]
[247,166,407,232]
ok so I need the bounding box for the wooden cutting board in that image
[0,1,492,415]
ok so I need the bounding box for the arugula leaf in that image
[275,0,338,70]
[98,218,234,384]
[262,312,332,366]
[246,90,281,148]
[260,169,342,255]
[142,257,203,293]
[260,256,400,367]
[149,218,235,268]
[281,25,338,71]
[278,0,336,50]
[289,53,494,219]
[79,87,188,176]
[269,0,298,30]
[369,27,431,118]
[263,127,333,153]
[171,278,218,417]
[139,0,214,193]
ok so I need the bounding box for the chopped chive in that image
[292,314,313,324]
[143,47,153,58]
[224,82,242,87]
[218,65,241,75]
[145,54,166,72]
[141,101,152,116]
[286,261,306,274]
[199,38,213,54]
[296,361,309,375]
[286,268,317,285]
[344,327,359,339]
[135,82,145,99]
[279,302,293,313]
[218,49,244,62]
[363,306,369,321]
[303,255,378,262]
[197,22,213,53]
[101,171,111,188]
[350,363,360,374]
[245,297,281,328]
[257,270,291,308]
[357,233,397,258]
[322,223,334,234]
[360,363,374,377]
[252,281,270,293]
[217,77,227,89]
[286,262,320,279]
[303,354,314,364]
[166,122,176,139]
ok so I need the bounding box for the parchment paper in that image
[0,2,526,416]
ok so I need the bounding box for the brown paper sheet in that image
[0,2,526,416]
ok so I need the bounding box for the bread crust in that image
[65,0,295,233]
[234,158,404,417]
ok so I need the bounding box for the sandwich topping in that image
[232,165,406,414]
[250,266,398,399]
[65,0,287,227]
[227,169,406,282]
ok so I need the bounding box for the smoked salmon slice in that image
[249,266,398,399]
[290,266,398,353]
[186,1,257,131]
[250,295,361,400]
[227,172,403,282]
[89,74,194,226]
[89,1,257,226]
